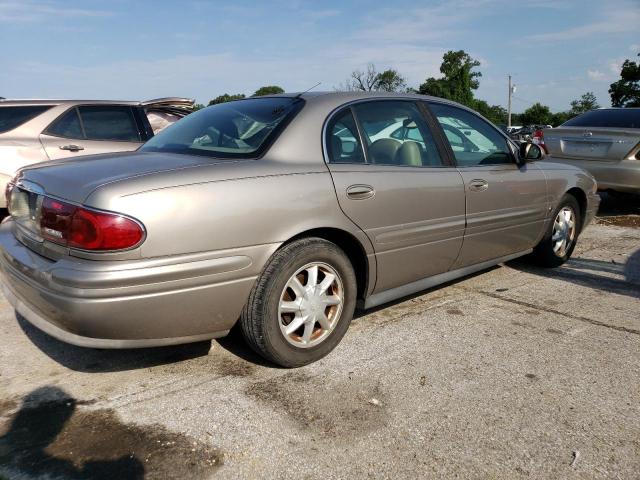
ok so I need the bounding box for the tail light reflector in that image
[40,197,144,251]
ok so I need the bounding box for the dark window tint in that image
[0,106,52,133]
[428,102,512,166]
[562,109,640,129]
[353,101,443,167]
[141,97,302,159]
[78,106,141,141]
[326,109,365,163]
[46,108,83,138]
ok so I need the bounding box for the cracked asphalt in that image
[0,221,638,479]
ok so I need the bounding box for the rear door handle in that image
[346,184,375,200]
[468,179,488,192]
[60,144,84,152]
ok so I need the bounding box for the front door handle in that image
[346,184,375,200]
[60,144,84,152]
[468,179,488,192]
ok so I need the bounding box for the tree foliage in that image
[418,50,481,107]
[569,92,599,115]
[609,53,640,107]
[208,93,245,106]
[472,99,507,125]
[191,103,206,111]
[252,85,285,96]
[519,102,553,126]
[339,63,407,92]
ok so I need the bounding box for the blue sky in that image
[0,0,638,112]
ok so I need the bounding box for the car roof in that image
[0,99,142,106]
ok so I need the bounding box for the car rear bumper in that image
[0,220,272,348]
[546,157,640,195]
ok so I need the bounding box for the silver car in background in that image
[0,92,600,367]
[543,108,640,196]
[0,97,193,207]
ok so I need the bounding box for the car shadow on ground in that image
[596,192,640,228]
[16,314,212,373]
[508,249,640,299]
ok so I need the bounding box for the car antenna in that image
[294,82,321,99]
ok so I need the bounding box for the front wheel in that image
[239,237,357,367]
[530,194,581,267]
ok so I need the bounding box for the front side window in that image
[352,101,443,167]
[0,105,52,134]
[141,97,302,159]
[326,109,365,163]
[78,106,141,141]
[428,102,512,166]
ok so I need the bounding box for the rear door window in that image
[0,105,52,133]
[46,108,83,139]
[326,109,365,163]
[78,106,141,141]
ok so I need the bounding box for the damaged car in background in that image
[0,97,194,207]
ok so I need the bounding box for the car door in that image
[426,101,548,268]
[326,100,466,294]
[39,105,147,160]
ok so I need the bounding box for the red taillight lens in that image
[532,129,548,153]
[40,197,143,251]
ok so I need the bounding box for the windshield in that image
[562,109,640,129]
[141,97,302,158]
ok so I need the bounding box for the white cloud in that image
[526,8,640,42]
[0,0,112,22]
[587,69,605,81]
[630,44,640,52]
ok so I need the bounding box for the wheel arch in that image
[282,227,372,301]
[566,187,587,231]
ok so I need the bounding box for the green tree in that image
[551,110,573,126]
[252,85,285,96]
[208,93,245,105]
[191,103,206,111]
[520,102,552,126]
[609,53,640,107]
[418,50,481,107]
[473,99,507,125]
[375,69,407,92]
[570,92,599,115]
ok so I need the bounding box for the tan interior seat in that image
[396,141,422,166]
[368,138,401,164]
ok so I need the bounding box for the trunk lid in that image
[544,126,640,162]
[15,151,215,204]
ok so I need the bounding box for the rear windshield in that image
[562,109,640,129]
[0,105,53,133]
[140,97,303,158]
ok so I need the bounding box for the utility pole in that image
[507,75,512,128]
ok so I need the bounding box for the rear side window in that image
[46,108,83,138]
[326,109,365,163]
[352,101,443,167]
[562,109,640,129]
[0,106,52,133]
[78,106,141,141]
[428,102,512,166]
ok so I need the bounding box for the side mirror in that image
[518,142,544,162]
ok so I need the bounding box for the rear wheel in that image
[240,237,357,367]
[530,194,581,267]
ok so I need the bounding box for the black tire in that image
[530,194,581,268]
[239,237,357,367]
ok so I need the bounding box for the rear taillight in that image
[40,197,144,251]
[532,129,548,154]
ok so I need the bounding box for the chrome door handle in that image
[468,179,488,192]
[346,184,375,200]
[60,144,84,152]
